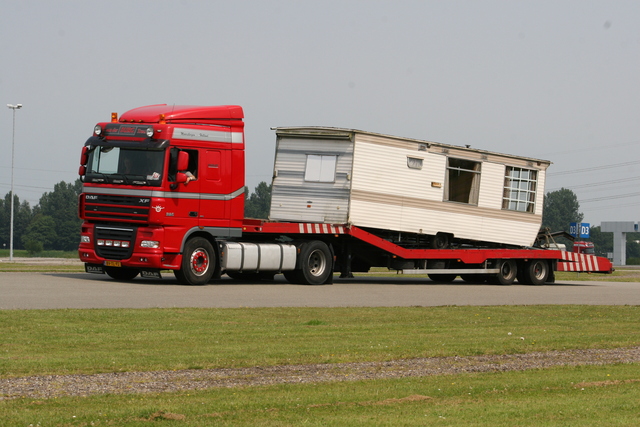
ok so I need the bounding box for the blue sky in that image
[1,0,639,226]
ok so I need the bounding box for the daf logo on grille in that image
[86,195,98,200]
[139,198,150,204]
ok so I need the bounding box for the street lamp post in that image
[7,104,22,261]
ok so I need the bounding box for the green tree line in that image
[0,179,83,254]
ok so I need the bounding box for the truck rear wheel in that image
[295,240,333,285]
[520,259,549,285]
[174,237,215,285]
[105,266,139,281]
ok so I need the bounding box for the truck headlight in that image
[80,235,91,243]
[141,240,160,248]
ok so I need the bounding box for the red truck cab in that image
[572,241,595,255]
[78,104,246,283]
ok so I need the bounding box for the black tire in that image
[460,274,487,284]
[431,233,450,249]
[521,259,549,286]
[105,266,139,281]
[491,259,517,285]
[174,237,215,285]
[428,274,457,283]
[296,241,333,285]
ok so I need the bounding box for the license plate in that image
[104,260,122,267]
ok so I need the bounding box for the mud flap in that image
[85,264,105,274]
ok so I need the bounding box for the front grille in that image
[84,193,150,223]
[94,226,136,260]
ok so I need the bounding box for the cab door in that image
[198,149,231,229]
[163,148,201,227]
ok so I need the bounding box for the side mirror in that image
[175,172,188,183]
[78,165,87,176]
[80,146,88,166]
[177,151,189,171]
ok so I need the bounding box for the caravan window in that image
[444,158,481,204]
[502,167,537,212]
[407,157,423,170]
[304,154,337,182]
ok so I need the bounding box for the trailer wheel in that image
[297,240,333,285]
[431,233,451,249]
[521,259,549,285]
[428,274,457,283]
[174,237,215,285]
[105,266,139,281]
[491,259,517,285]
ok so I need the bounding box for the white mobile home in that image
[269,127,551,247]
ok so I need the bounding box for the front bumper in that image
[78,223,182,271]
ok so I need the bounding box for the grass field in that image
[3,364,639,426]
[1,306,639,425]
[0,249,77,259]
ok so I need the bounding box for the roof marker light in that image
[94,125,102,136]
[111,112,118,122]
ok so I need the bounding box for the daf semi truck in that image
[78,104,612,285]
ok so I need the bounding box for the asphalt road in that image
[1,272,638,309]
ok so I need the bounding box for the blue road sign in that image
[570,222,590,239]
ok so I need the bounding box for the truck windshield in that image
[85,146,165,186]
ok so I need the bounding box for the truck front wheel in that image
[174,237,215,285]
[296,240,333,285]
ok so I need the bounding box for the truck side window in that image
[168,148,198,182]
[182,149,198,179]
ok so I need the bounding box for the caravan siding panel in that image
[350,139,446,200]
[269,136,353,223]
[349,194,541,246]
[347,135,544,246]
[535,170,546,216]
